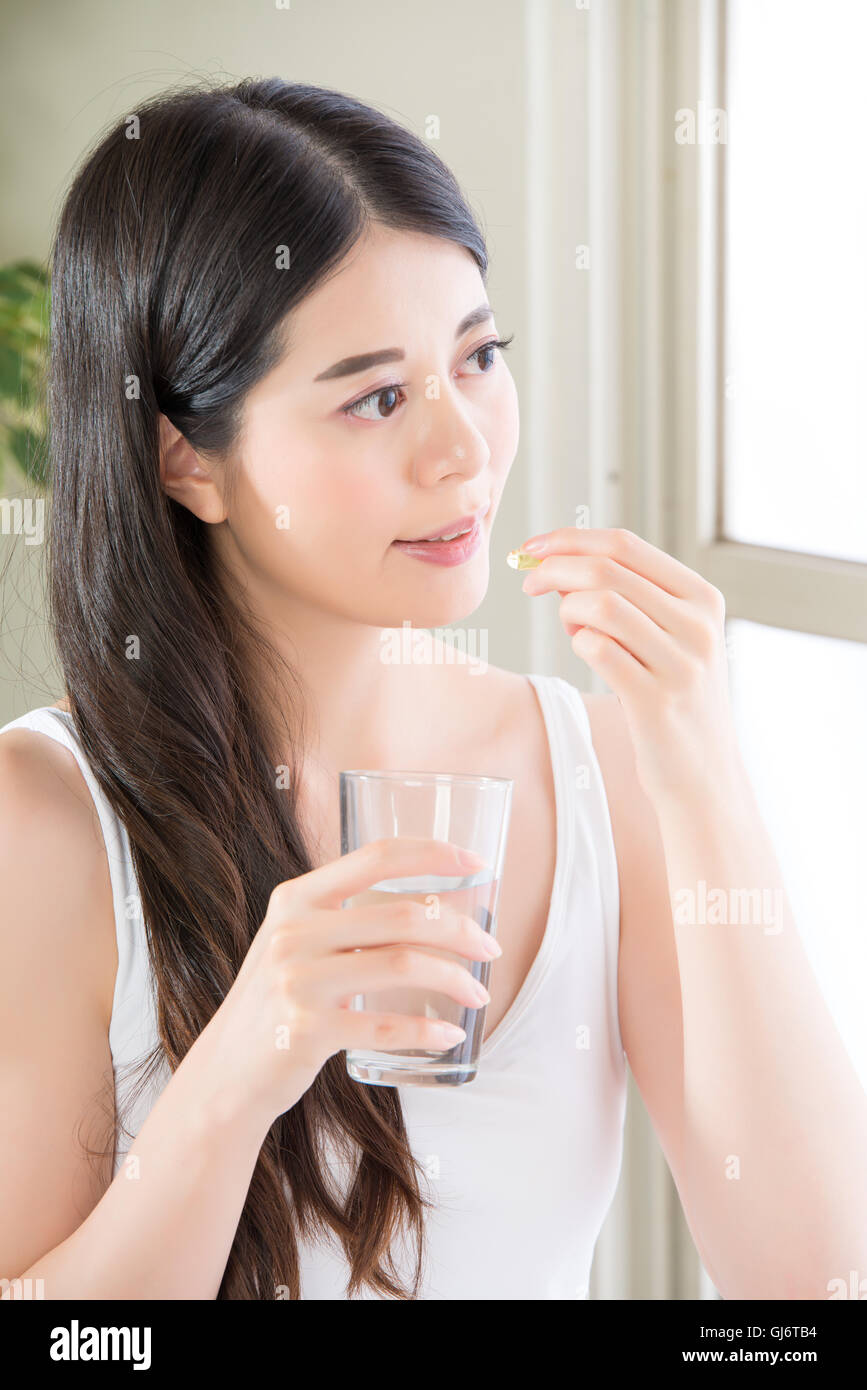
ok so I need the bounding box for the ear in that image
[158,413,228,524]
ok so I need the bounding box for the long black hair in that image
[46,75,488,1298]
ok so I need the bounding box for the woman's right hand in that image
[186,838,499,1131]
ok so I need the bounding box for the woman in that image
[1,77,863,1302]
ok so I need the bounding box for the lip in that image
[397,505,489,544]
[391,505,489,568]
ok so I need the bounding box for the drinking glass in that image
[340,769,513,1087]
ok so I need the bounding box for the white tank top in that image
[0,673,626,1299]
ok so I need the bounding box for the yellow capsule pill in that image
[506,549,542,570]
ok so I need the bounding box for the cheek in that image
[317,470,380,522]
[245,443,385,551]
[293,467,394,561]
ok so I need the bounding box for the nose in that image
[410,386,490,489]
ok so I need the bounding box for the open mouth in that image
[391,509,488,567]
[408,524,474,544]
[396,505,490,545]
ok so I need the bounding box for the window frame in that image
[670,0,867,642]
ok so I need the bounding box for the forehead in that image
[284,225,485,365]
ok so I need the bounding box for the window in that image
[724,0,867,566]
[672,0,867,1083]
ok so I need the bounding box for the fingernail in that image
[471,980,491,1004]
[482,935,502,958]
[432,1023,467,1046]
[521,537,547,554]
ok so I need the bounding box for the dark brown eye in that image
[373,387,401,417]
[467,335,514,373]
[342,384,407,422]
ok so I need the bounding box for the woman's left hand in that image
[519,527,747,810]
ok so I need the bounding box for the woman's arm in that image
[14,1048,272,1301]
[0,733,272,1300]
[588,689,867,1300]
[656,764,867,1300]
[521,525,867,1300]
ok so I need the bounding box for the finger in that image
[569,625,651,696]
[557,590,683,678]
[519,527,708,601]
[270,902,499,963]
[319,1008,468,1056]
[271,837,488,912]
[294,944,490,1011]
[522,554,686,636]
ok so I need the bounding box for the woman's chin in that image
[380,575,489,631]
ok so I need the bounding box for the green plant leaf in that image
[7,424,49,490]
[0,343,23,397]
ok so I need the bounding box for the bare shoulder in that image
[0,714,117,1030]
[567,689,658,887]
[580,690,650,821]
[581,688,633,762]
[427,658,543,744]
[572,688,670,908]
[462,666,618,740]
[578,689,666,892]
[0,713,119,1274]
[578,688,686,1176]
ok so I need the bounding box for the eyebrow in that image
[312,303,495,382]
